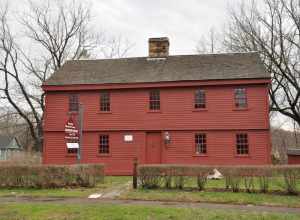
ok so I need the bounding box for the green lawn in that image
[120,177,300,208]
[121,188,300,208]
[0,203,299,220]
[0,176,131,198]
[1,176,300,209]
[186,177,300,192]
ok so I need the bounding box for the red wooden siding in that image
[288,155,300,164]
[44,84,269,132]
[43,80,271,175]
[43,130,270,175]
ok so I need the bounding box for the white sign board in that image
[67,143,79,149]
[124,135,133,142]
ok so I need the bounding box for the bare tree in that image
[222,0,300,127]
[0,107,33,150]
[196,27,223,54]
[0,0,132,151]
[100,35,134,59]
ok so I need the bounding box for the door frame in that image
[145,131,163,164]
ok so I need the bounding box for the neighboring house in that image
[287,148,300,164]
[0,135,21,160]
[42,37,271,175]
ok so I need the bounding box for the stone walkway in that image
[1,196,300,214]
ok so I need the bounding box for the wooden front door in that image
[146,132,162,164]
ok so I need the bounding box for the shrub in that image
[243,176,255,193]
[276,165,300,195]
[257,167,273,193]
[138,164,212,189]
[197,175,207,191]
[138,165,162,189]
[0,164,104,188]
[258,176,269,193]
[195,167,211,191]
[137,164,300,195]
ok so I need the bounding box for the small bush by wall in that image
[0,164,104,188]
[137,164,300,195]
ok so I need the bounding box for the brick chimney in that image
[148,37,169,58]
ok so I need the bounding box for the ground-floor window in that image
[236,133,249,155]
[99,135,109,154]
[195,133,207,154]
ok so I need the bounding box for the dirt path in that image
[100,181,131,199]
[1,196,300,214]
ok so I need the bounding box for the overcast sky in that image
[90,0,238,57]
[0,0,292,129]
[1,0,240,56]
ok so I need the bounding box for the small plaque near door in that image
[124,135,133,142]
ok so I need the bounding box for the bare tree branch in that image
[0,0,133,151]
[221,0,300,127]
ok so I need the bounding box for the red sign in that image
[65,116,79,148]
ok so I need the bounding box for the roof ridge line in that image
[65,51,260,63]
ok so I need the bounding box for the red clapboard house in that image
[42,37,271,175]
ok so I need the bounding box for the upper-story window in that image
[195,89,206,109]
[195,133,207,154]
[234,88,247,108]
[100,91,110,112]
[149,90,160,110]
[236,133,249,155]
[69,94,79,112]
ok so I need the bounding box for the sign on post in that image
[65,116,79,149]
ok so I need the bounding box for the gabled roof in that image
[0,135,14,149]
[43,52,270,86]
[287,148,300,156]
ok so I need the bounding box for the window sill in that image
[97,153,111,157]
[148,110,161,113]
[193,154,208,157]
[66,154,77,158]
[192,108,207,112]
[233,108,249,111]
[97,111,112,114]
[234,154,250,158]
[68,111,79,115]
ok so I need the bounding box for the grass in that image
[0,203,299,220]
[120,177,300,208]
[1,176,299,209]
[121,188,300,208]
[0,176,131,198]
[187,177,300,191]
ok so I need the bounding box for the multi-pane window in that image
[195,89,206,108]
[100,91,110,112]
[195,133,207,154]
[99,135,109,154]
[236,133,249,155]
[149,90,160,110]
[234,88,247,108]
[69,94,79,112]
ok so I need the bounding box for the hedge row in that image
[0,164,104,188]
[137,164,300,194]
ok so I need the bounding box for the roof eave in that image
[42,78,271,92]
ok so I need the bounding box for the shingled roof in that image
[287,148,300,156]
[0,135,14,149]
[44,52,269,86]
